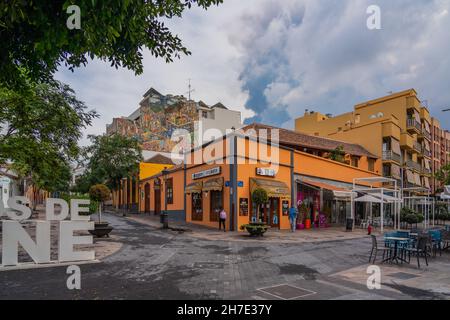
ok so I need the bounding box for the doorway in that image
[144,183,150,213]
[269,198,280,228]
[154,186,161,215]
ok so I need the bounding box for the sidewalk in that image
[109,209,381,244]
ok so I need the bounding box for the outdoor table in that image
[383,237,410,264]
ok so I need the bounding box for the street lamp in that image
[161,168,170,229]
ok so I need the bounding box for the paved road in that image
[0,213,443,300]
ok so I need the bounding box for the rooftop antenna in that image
[184,78,195,101]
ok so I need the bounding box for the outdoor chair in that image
[404,236,429,269]
[429,230,443,257]
[369,235,391,264]
[360,219,368,229]
[442,230,450,251]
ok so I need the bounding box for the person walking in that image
[289,205,298,232]
[219,207,227,232]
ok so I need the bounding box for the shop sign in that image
[239,198,249,216]
[237,181,244,187]
[225,181,230,187]
[192,167,221,180]
[256,168,275,177]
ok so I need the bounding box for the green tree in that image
[0,73,97,208]
[0,0,223,88]
[251,188,268,223]
[79,134,143,192]
[89,184,110,223]
[435,163,450,186]
[328,146,346,163]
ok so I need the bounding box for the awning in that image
[425,140,431,151]
[425,159,431,170]
[414,172,421,186]
[299,179,348,192]
[391,163,401,179]
[425,121,431,133]
[406,170,414,183]
[202,177,224,192]
[424,177,430,189]
[185,181,202,194]
[250,178,290,199]
[391,138,401,156]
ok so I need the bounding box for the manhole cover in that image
[388,272,420,280]
[258,284,316,300]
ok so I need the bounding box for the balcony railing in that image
[406,160,421,172]
[421,131,431,140]
[413,141,422,152]
[407,118,422,132]
[421,167,431,175]
[382,150,401,163]
[423,149,431,157]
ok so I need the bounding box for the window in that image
[351,156,359,167]
[210,190,223,222]
[202,111,208,118]
[166,178,173,204]
[192,193,203,221]
[368,158,375,172]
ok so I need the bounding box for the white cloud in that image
[57,0,450,144]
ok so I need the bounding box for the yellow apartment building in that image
[294,89,450,194]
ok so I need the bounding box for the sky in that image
[56,0,450,146]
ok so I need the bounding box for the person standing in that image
[289,205,298,232]
[219,207,227,232]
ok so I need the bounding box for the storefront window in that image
[192,192,203,221]
[210,190,223,222]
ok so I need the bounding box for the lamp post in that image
[161,168,170,229]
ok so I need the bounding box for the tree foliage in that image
[77,134,143,192]
[251,188,268,222]
[435,163,450,186]
[328,146,346,163]
[0,71,98,194]
[0,0,223,88]
[89,184,110,202]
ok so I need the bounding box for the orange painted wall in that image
[293,151,380,185]
[185,163,231,230]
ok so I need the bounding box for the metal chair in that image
[369,235,391,264]
[404,236,429,269]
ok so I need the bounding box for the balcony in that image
[406,118,422,134]
[406,160,421,172]
[400,132,414,150]
[413,141,422,153]
[418,130,431,141]
[421,167,432,175]
[382,150,401,163]
[423,148,431,158]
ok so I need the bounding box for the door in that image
[154,187,161,215]
[269,198,280,228]
[144,183,150,213]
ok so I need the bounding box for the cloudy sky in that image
[56,0,450,145]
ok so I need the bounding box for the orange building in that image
[139,123,381,231]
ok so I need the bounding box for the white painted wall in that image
[200,108,242,142]
[0,175,20,209]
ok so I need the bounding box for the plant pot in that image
[297,223,305,230]
[89,222,113,238]
[305,219,311,229]
[241,223,269,237]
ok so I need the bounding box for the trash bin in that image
[160,212,169,229]
[346,218,353,231]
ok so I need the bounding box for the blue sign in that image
[225,181,230,187]
[237,181,244,187]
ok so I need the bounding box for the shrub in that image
[251,188,268,222]
[89,184,111,203]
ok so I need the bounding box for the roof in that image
[144,153,175,165]
[240,123,378,158]
[211,102,228,110]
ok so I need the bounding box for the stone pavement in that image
[1,212,449,300]
[119,211,384,244]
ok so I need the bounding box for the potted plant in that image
[88,184,113,238]
[302,199,312,229]
[240,188,269,236]
[297,200,308,230]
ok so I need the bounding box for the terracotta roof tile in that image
[240,123,378,158]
